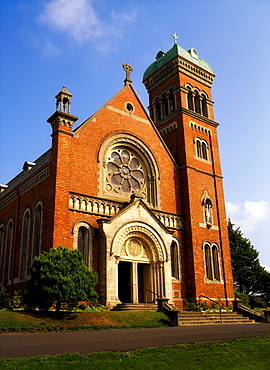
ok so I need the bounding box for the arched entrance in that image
[112,225,167,304]
[118,260,151,303]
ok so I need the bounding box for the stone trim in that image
[190,121,212,136]
[69,193,123,217]
[178,165,223,179]
[106,105,149,124]
[0,167,50,210]
[0,191,17,210]
[18,167,50,196]
[69,192,183,230]
[144,56,214,92]
[154,107,219,129]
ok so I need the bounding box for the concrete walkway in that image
[1,324,270,359]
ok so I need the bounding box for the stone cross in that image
[172,32,179,45]
[122,62,133,86]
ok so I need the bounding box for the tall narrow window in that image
[202,95,208,117]
[204,244,213,280]
[3,220,13,285]
[201,141,208,160]
[155,98,162,121]
[73,222,93,269]
[196,140,202,158]
[187,88,194,111]
[169,88,175,112]
[194,91,201,114]
[195,139,209,161]
[32,202,43,258]
[170,241,180,280]
[20,210,30,280]
[204,242,221,282]
[78,226,89,266]
[0,224,4,263]
[212,245,220,281]
[162,92,168,116]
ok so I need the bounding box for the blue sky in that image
[0,0,269,270]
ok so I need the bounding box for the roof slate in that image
[143,43,214,80]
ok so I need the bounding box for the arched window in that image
[162,92,168,116]
[201,141,208,160]
[194,91,201,114]
[202,95,208,117]
[155,97,162,121]
[169,88,175,112]
[196,139,202,158]
[212,245,220,281]
[3,220,13,285]
[195,138,209,162]
[204,242,221,282]
[73,222,93,269]
[99,133,160,207]
[78,226,88,263]
[187,88,194,111]
[32,202,43,258]
[0,224,4,263]
[204,243,213,280]
[170,240,180,280]
[20,210,30,280]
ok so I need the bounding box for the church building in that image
[0,38,235,309]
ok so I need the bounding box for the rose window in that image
[107,150,144,193]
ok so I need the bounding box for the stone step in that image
[112,303,157,311]
[179,319,256,326]
[179,315,250,320]
[178,311,256,326]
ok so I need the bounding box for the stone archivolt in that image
[111,224,165,262]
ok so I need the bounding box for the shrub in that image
[23,246,98,312]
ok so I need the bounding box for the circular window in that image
[107,149,144,194]
[125,102,134,112]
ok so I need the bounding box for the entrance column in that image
[132,262,139,303]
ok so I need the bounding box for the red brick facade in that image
[0,44,234,308]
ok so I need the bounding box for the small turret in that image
[47,86,78,134]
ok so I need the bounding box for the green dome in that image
[143,43,214,81]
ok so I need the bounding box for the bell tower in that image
[143,35,234,305]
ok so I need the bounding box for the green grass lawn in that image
[0,310,170,333]
[1,337,269,369]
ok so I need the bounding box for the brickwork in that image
[0,43,234,308]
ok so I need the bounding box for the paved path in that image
[1,324,270,359]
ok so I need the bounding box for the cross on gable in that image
[122,62,133,86]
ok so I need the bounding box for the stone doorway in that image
[118,261,151,304]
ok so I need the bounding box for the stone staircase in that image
[111,303,158,311]
[178,311,256,326]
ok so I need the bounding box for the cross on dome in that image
[172,32,179,44]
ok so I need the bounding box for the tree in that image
[23,246,98,312]
[228,219,270,296]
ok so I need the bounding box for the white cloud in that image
[38,0,103,41]
[262,265,270,273]
[37,0,136,50]
[226,200,270,233]
[225,201,241,216]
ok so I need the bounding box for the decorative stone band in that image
[144,57,214,91]
[69,192,184,230]
[18,167,50,196]
[0,167,50,210]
